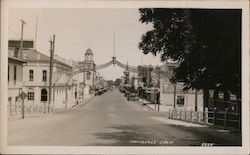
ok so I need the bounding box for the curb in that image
[71,95,94,109]
[135,100,154,111]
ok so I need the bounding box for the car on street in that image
[127,93,138,101]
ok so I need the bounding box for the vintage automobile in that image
[124,90,130,97]
[127,93,138,101]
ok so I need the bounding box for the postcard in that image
[0,0,249,154]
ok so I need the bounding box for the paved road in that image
[8,89,241,146]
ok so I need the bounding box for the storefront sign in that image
[176,95,184,105]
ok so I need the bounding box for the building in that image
[20,49,76,109]
[159,62,204,111]
[8,50,26,116]
[137,65,155,102]
[77,48,96,97]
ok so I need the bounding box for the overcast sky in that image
[9,8,164,80]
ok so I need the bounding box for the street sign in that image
[19,91,27,100]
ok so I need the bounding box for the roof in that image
[85,48,93,55]
[8,56,26,64]
[22,49,73,68]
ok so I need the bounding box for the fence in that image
[167,109,209,124]
[167,108,241,129]
[8,102,54,119]
[207,108,241,129]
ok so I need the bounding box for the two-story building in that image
[21,49,77,109]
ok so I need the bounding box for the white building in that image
[159,63,204,111]
[21,49,77,109]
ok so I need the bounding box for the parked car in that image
[127,93,138,101]
[124,90,129,97]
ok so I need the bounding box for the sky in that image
[8,8,164,80]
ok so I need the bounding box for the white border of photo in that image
[1,0,249,154]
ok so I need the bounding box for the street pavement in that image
[8,89,241,146]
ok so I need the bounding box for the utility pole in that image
[52,72,56,114]
[113,32,116,57]
[20,20,26,58]
[195,89,198,111]
[34,15,38,51]
[173,83,176,109]
[157,69,160,111]
[19,20,26,119]
[48,35,55,113]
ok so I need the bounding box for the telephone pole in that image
[34,15,38,51]
[20,20,26,58]
[48,35,55,113]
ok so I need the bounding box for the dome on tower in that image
[84,48,94,62]
[85,48,93,55]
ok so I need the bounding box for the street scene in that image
[8,89,241,146]
[7,8,242,146]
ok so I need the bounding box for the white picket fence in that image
[8,102,54,119]
[167,109,210,125]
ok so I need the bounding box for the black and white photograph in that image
[0,0,249,154]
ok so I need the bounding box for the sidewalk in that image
[135,98,241,133]
[137,98,171,112]
[72,94,94,108]
[54,94,94,110]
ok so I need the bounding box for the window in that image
[41,89,47,102]
[8,97,12,107]
[176,95,185,105]
[42,70,47,82]
[87,72,91,80]
[8,65,9,82]
[75,92,77,99]
[14,66,17,83]
[28,92,35,101]
[8,97,12,102]
[29,70,34,81]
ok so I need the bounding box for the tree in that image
[114,78,122,86]
[138,9,241,98]
[107,80,114,86]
